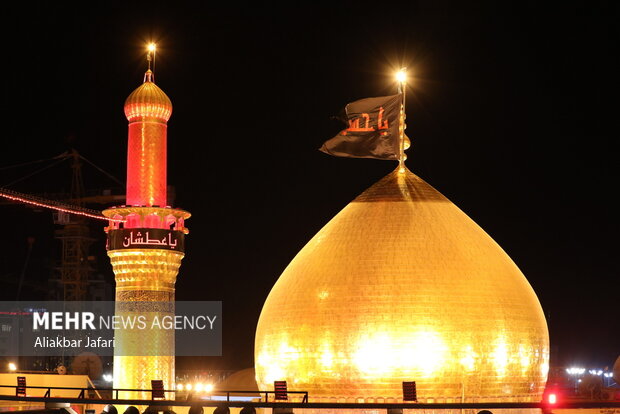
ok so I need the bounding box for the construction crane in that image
[53,150,94,301]
[1,149,124,301]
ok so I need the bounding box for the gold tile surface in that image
[124,71,172,122]
[255,168,549,402]
[109,243,184,397]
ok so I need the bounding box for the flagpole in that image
[396,68,407,173]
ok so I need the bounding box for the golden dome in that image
[255,167,549,402]
[124,70,172,122]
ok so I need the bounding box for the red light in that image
[0,189,124,223]
[548,393,557,404]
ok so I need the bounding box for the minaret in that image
[103,52,190,399]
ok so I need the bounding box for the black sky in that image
[1,1,618,371]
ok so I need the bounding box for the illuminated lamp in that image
[542,385,559,414]
[8,362,17,372]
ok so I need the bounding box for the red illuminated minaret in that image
[125,68,169,207]
[103,46,190,398]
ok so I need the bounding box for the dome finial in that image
[395,67,408,174]
[126,42,172,122]
[145,43,157,83]
[143,69,153,83]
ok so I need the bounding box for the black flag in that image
[320,94,402,160]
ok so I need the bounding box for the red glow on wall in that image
[126,122,167,207]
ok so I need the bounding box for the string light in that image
[0,188,124,223]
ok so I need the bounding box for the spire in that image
[146,43,156,83]
[396,68,408,173]
[124,44,171,122]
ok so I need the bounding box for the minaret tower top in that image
[122,45,173,208]
[124,69,172,122]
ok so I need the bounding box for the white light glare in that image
[8,362,17,371]
[205,383,214,392]
[395,69,407,83]
[566,367,586,375]
[102,374,113,382]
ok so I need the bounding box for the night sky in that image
[1,2,617,371]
